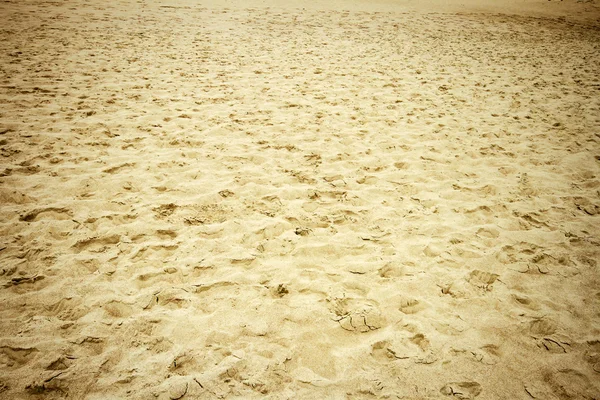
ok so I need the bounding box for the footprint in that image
[73,336,105,357]
[478,344,502,365]
[338,306,383,333]
[398,297,426,314]
[131,244,178,261]
[475,227,499,239]
[511,293,540,310]
[25,370,69,395]
[156,229,178,239]
[423,243,444,257]
[0,189,34,205]
[168,351,195,373]
[72,234,121,252]
[3,275,45,288]
[378,263,405,278]
[513,211,550,229]
[356,175,378,185]
[0,346,39,369]
[43,297,88,320]
[45,356,74,371]
[155,287,192,309]
[440,381,482,399]
[410,333,430,352]
[102,162,135,174]
[538,368,599,399]
[329,297,384,333]
[103,300,135,318]
[371,332,431,362]
[154,203,178,218]
[241,221,290,244]
[153,376,193,400]
[467,270,499,290]
[182,204,230,224]
[584,340,600,373]
[496,242,539,264]
[529,317,557,336]
[571,197,599,216]
[19,207,72,222]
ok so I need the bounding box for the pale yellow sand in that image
[1,0,599,398]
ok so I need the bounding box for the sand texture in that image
[1,0,600,398]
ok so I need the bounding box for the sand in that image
[0,0,599,398]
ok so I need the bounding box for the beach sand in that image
[0,0,599,398]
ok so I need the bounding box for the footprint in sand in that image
[329,297,384,333]
[466,270,499,290]
[440,381,482,399]
[0,346,39,369]
[45,355,75,371]
[25,370,69,396]
[152,376,194,400]
[476,344,502,365]
[529,317,558,336]
[398,297,426,314]
[378,263,405,278]
[43,297,88,321]
[511,293,541,311]
[571,196,599,216]
[153,203,178,218]
[528,368,600,399]
[103,300,136,319]
[584,340,600,373]
[142,287,192,310]
[182,204,231,225]
[70,236,120,258]
[19,207,72,222]
[475,226,499,239]
[371,325,437,364]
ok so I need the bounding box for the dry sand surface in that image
[1,0,600,398]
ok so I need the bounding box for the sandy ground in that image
[1,0,599,398]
